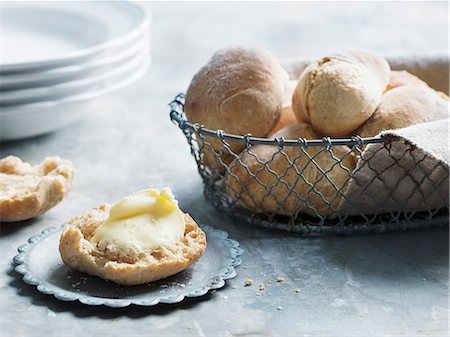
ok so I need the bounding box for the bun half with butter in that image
[59,188,206,286]
[185,46,289,172]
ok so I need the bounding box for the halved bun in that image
[59,205,206,286]
[0,156,74,222]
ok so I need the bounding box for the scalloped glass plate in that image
[13,224,243,308]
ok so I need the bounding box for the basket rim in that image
[170,93,387,147]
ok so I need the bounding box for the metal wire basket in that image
[170,93,449,235]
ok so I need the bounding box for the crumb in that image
[293,288,301,293]
[71,284,76,288]
[277,277,285,283]
[80,277,88,281]
[277,306,283,311]
[267,280,272,285]
[243,265,248,269]
[231,285,237,289]
[255,292,261,296]
[258,283,266,291]
[75,282,81,286]
[244,279,253,286]
[66,275,72,279]
[160,284,168,288]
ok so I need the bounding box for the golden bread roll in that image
[386,70,428,91]
[271,80,299,133]
[356,86,449,138]
[292,50,390,137]
[185,46,289,173]
[60,207,206,286]
[0,156,74,222]
[226,124,356,218]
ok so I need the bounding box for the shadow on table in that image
[316,226,449,281]
[0,218,41,236]
[181,191,449,283]
[7,265,217,319]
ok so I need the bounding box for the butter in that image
[91,188,185,253]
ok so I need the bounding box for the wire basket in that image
[170,93,449,235]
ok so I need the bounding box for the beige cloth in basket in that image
[284,55,449,215]
[339,119,449,215]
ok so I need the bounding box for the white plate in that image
[0,58,150,140]
[1,1,150,73]
[0,47,150,105]
[0,32,150,90]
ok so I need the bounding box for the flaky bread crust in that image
[292,50,390,137]
[0,156,74,222]
[356,86,449,138]
[226,124,356,218]
[59,205,206,286]
[185,46,289,173]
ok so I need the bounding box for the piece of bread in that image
[226,124,356,218]
[59,205,206,286]
[386,70,428,91]
[356,86,449,138]
[185,46,289,173]
[292,50,390,137]
[271,80,300,133]
[0,156,75,222]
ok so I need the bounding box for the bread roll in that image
[292,50,390,137]
[185,46,289,173]
[356,86,449,138]
[226,124,356,218]
[271,80,299,133]
[386,70,428,91]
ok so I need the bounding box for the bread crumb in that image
[258,283,266,291]
[231,285,237,289]
[244,279,253,286]
[66,275,72,279]
[255,292,261,296]
[277,306,283,311]
[294,288,301,293]
[267,280,272,285]
[277,277,285,283]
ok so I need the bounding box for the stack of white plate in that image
[0,1,151,141]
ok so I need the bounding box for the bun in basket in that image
[386,70,428,91]
[226,124,356,218]
[185,46,289,172]
[59,205,206,286]
[356,86,449,138]
[292,50,390,137]
[0,156,74,222]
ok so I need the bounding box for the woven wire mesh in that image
[170,93,449,235]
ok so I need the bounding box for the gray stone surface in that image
[1,2,448,336]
